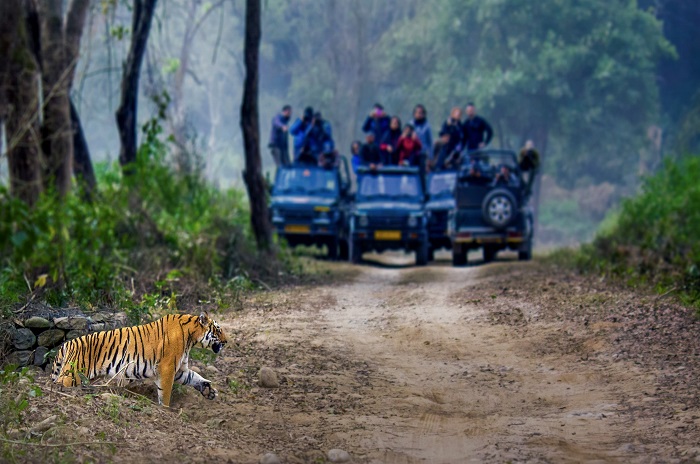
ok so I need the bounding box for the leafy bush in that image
[578,155,700,308]
[0,116,286,320]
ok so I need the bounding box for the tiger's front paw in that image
[199,381,217,400]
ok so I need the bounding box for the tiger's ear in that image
[198,312,209,326]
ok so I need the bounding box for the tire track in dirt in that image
[313,254,665,463]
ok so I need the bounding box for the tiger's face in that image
[198,313,228,354]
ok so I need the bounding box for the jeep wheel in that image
[452,245,467,267]
[416,240,429,266]
[482,188,517,229]
[338,239,349,261]
[350,238,363,264]
[483,246,497,263]
[327,237,338,260]
[428,246,435,262]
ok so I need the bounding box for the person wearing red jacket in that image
[396,124,423,167]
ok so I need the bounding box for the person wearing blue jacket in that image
[350,140,362,174]
[290,106,314,160]
[268,105,292,166]
[410,104,433,160]
[361,103,391,144]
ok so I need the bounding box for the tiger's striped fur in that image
[51,313,227,407]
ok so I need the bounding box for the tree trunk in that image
[116,0,158,171]
[240,0,272,252]
[0,0,43,205]
[70,99,96,197]
[38,0,73,196]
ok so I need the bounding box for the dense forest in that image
[1,0,698,307]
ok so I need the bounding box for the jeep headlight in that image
[316,211,329,220]
[408,216,418,227]
[271,208,283,223]
[357,214,369,228]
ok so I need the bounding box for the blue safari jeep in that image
[270,160,352,260]
[425,170,458,260]
[449,149,533,265]
[349,166,429,266]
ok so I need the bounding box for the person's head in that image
[403,124,414,137]
[413,104,426,122]
[450,107,462,121]
[281,105,292,118]
[500,165,511,175]
[465,102,476,119]
[372,103,384,118]
[524,139,534,150]
[303,106,314,121]
[351,140,361,155]
[313,112,323,124]
[365,133,375,144]
[390,116,401,131]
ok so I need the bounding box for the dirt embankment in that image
[5,254,700,463]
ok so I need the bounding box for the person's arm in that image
[425,126,433,157]
[362,117,373,133]
[272,114,285,130]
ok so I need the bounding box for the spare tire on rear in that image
[482,188,517,229]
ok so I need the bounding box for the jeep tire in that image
[416,239,429,266]
[452,244,467,267]
[350,238,363,264]
[482,188,517,229]
[338,238,349,261]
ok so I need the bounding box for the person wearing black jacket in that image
[461,102,493,152]
[435,107,464,170]
[360,133,384,169]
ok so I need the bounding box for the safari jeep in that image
[349,166,429,266]
[270,159,352,259]
[425,170,458,260]
[449,149,533,266]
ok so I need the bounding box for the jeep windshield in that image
[428,172,457,198]
[357,173,423,202]
[273,167,338,196]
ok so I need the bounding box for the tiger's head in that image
[196,312,228,354]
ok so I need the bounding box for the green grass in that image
[563,155,700,311]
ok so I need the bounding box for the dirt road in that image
[14,254,700,463]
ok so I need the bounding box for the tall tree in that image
[116,0,158,171]
[37,0,90,196]
[0,0,43,205]
[240,0,272,251]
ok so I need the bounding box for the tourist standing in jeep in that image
[269,105,292,167]
[461,102,493,152]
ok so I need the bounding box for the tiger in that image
[51,312,228,407]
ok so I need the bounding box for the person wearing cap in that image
[362,103,391,144]
[269,105,292,166]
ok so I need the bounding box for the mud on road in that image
[11,253,700,463]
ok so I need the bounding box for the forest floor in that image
[7,252,700,463]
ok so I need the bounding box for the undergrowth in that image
[0,113,295,323]
[558,155,700,310]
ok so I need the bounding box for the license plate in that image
[285,225,310,234]
[476,237,503,244]
[374,230,401,240]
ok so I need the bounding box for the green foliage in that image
[0,115,281,319]
[0,365,43,433]
[579,155,700,308]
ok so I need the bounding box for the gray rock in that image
[259,367,279,388]
[32,346,50,366]
[66,330,87,341]
[30,415,57,434]
[38,329,65,347]
[90,323,106,332]
[327,449,351,463]
[6,350,33,366]
[24,317,52,329]
[259,452,281,464]
[13,328,36,350]
[54,316,88,330]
